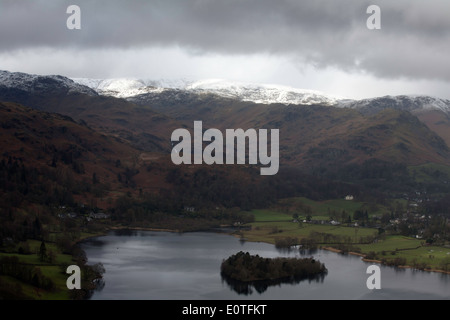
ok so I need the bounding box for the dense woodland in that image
[2,151,450,240]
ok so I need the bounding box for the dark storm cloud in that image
[0,0,449,82]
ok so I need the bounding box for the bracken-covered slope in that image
[74,74,450,155]
[0,101,143,206]
[128,91,450,169]
[0,71,182,153]
[1,70,449,173]
[1,101,359,211]
[338,95,450,150]
[338,95,450,115]
[1,70,450,209]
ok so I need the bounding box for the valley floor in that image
[234,205,450,274]
[2,196,450,300]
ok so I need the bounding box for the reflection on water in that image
[83,278,106,300]
[93,278,106,292]
[80,230,450,300]
[221,271,327,295]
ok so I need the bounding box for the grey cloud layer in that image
[1,0,449,82]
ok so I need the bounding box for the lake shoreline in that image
[81,228,450,300]
[79,226,450,276]
[322,246,450,275]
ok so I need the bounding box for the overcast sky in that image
[0,0,449,99]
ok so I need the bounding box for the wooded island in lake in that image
[220,251,327,282]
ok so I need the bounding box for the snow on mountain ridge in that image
[0,70,96,96]
[73,77,194,98]
[1,70,448,114]
[184,79,348,105]
[338,95,450,114]
[72,77,344,106]
[72,76,450,113]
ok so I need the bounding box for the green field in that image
[275,196,390,220]
[393,246,450,270]
[243,206,378,244]
[0,249,73,300]
[0,231,105,300]
[243,221,377,244]
[248,196,390,224]
[358,235,422,253]
[240,199,450,273]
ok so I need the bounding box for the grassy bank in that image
[237,205,450,274]
[0,230,106,300]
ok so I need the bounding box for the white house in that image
[89,212,110,219]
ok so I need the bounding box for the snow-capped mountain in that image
[72,77,346,106]
[0,70,97,96]
[1,70,449,115]
[71,76,450,115]
[72,78,179,98]
[183,79,348,106]
[338,95,450,115]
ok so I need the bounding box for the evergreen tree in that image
[38,241,47,262]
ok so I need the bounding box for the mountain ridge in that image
[340,95,450,115]
[0,70,97,97]
[73,77,345,106]
[0,69,449,170]
[71,75,450,115]
[1,70,449,115]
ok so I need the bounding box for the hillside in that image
[0,71,181,153]
[2,70,449,172]
[0,101,348,214]
[0,101,149,207]
[340,95,450,149]
[129,91,450,170]
[74,75,450,155]
[1,70,449,201]
[415,110,450,148]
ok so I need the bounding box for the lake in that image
[80,230,450,300]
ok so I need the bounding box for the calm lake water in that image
[80,230,450,300]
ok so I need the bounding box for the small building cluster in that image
[57,206,110,221]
